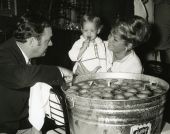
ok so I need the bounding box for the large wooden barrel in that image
[65,73,169,134]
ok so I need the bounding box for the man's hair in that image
[14,11,51,43]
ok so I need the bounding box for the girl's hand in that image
[107,68,112,72]
[75,61,101,75]
[77,39,90,60]
[82,39,90,49]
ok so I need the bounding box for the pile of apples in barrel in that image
[66,79,167,100]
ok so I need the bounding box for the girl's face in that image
[81,21,99,41]
[108,34,127,53]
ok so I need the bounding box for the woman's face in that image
[108,34,127,53]
[81,21,99,41]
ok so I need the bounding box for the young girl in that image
[68,14,108,74]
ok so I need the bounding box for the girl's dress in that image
[69,36,108,73]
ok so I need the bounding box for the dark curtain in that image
[91,0,134,40]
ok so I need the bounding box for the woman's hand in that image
[75,61,101,75]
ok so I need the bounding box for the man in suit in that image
[0,11,73,133]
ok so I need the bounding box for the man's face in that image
[32,27,53,58]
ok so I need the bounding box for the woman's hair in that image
[110,16,150,48]
[80,14,102,30]
[14,10,51,43]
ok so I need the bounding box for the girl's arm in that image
[69,40,84,61]
[77,39,90,60]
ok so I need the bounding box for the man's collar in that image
[16,42,30,64]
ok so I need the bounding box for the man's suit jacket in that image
[0,38,64,130]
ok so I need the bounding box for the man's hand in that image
[58,66,73,83]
